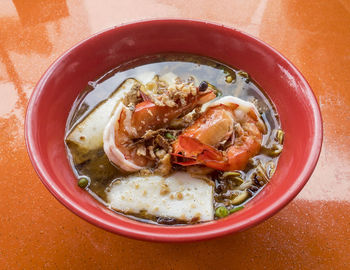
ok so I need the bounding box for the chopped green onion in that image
[229,206,244,213]
[215,206,229,218]
[275,129,285,144]
[231,190,250,205]
[271,144,283,156]
[222,171,241,178]
[207,82,222,97]
[237,70,249,78]
[256,163,270,183]
[222,171,244,185]
[215,91,223,97]
[165,133,175,140]
[266,161,276,178]
[225,75,233,83]
[261,145,283,157]
[233,177,244,185]
[78,177,89,188]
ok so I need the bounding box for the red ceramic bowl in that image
[25,19,322,242]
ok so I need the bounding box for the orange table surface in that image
[1,0,350,269]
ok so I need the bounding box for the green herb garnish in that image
[78,177,89,189]
[229,206,244,214]
[215,206,229,218]
[165,133,175,140]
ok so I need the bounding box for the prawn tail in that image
[177,135,221,156]
[174,136,230,170]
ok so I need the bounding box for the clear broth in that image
[65,54,281,225]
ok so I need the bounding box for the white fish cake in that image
[66,79,136,151]
[107,172,214,222]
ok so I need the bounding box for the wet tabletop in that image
[1,0,350,269]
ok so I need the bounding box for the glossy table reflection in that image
[1,0,349,269]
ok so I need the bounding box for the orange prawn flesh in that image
[103,86,216,172]
[172,96,265,171]
[131,91,216,138]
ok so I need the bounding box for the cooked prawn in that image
[103,86,216,172]
[172,96,266,171]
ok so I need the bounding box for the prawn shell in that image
[172,96,265,171]
[207,96,265,133]
[103,102,145,172]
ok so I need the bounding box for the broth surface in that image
[66,54,282,225]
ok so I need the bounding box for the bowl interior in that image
[26,20,322,242]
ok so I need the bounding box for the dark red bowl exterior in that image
[25,19,322,242]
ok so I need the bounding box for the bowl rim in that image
[25,18,323,242]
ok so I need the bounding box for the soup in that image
[65,54,283,225]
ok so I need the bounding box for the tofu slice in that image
[107,172,214,222]
[66,79,136,151]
